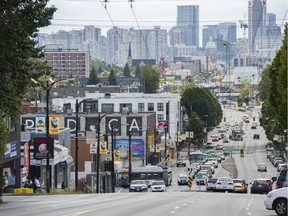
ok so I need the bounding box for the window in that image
[101,104,114,113]
[120,103,132,113]
[148,103,154,111]
[157,103,164,111]
[138,103,144,112]
[63,103,71,113]
[157,114,164,122]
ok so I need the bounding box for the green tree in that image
[135,64,141,78]
[97,65,103,74]
[181,87,222,129]
[123,63,131,77]
[140,65,160,93]
[108,69,117,85]
[87,68,99,85]
[0,1,56,201]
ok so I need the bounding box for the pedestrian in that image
[61,181,65,189]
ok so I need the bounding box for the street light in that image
[96,113,110,193]
[45,79,61,193]
[110,124,116,193]
[75,98,91,192]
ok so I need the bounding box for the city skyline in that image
[41,0,286,39]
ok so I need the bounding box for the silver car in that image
[151,180,166,192]
[129,180,148,192]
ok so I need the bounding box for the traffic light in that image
[240,148,244,158]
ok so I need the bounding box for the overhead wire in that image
[128,0,153,60]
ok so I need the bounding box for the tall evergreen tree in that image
[135,64,141,78]
[87,68,99,85]
[108,69,117,85]
[123,63,130,77]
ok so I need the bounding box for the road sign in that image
[188,176,193,188]
[223,147,239,152]
[196,173,203,179]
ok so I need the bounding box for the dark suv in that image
[250,178,273,194]
[272,168,287,189]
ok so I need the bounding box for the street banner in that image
[100,141,107,155]
[49,116,60,135]
[114,150,120,161]
[35,116,46,134]
[156,144,160,153]
[106,150,111,160]
[90,143,97,154]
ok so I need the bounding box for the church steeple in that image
[127,41,132,67]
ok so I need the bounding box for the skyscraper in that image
[170,5,199,47]
[248,0,267,54]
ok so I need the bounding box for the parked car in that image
[264,187,288,216]
[250,178,273,194]
[151,180,166,192]
[272,169,287,189]
[233,179,248,193]
[257,163,267,172]
[277,164,288,172]
[215,177,235,192]
[253,134,260,139]
[129,180,148,192]
[206,178,218,191]
[178,174,189,185]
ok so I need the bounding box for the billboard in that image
[34,138,54,159]
[115,139,144,157]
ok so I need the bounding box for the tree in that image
[108,69,117,85]
[181,87,222,129]
[135,64,141,78]
[97,65,103,74]
[87,68,99,85]
[140,65,160,93]
[0,1,56,202]
[123,63,131,77]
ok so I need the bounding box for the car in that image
[215,177,235,192]
[206,178,218,191]
[151,180,166,192]
[178,174,189,185]
[277,164,287,172]
[216,144,224,150]
[272,169,287,189]
[206,158,219,168]
[244,118,250,123]
[129,180,148,192]
[250,178,273,194]
[253,134,260,139]
[222,138,229,143]
[117,178,130,188]
[257,163,267,172]
[264,187,288,216]
[196,175,208,185]
[211,135,219,142]
[233,179,248,193]
[206,142,213,149]
[176,157,187,167]
[251,124,257,129]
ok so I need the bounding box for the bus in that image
[117,166,172,187]
[189,151,216,164]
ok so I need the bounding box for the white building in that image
[52,92,181,141]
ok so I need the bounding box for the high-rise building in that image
[248,0,267,54]
[170,5,199,47]
[202,25,218,48]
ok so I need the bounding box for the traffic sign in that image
[223,147,239,151]
[188,176,193,188]
[196,173,203,179]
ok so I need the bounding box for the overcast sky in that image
[40,0,287,37]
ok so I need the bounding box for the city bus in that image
[117,165,172,187]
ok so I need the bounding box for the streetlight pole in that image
[96,113,110,193]
[75,98,90,192]
[111,125,115,193]
[176,121,179,160]
[145,129,148,166]
[45,79,60,193]
[128,131,132,184]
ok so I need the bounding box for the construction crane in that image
[239,20,248,38]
